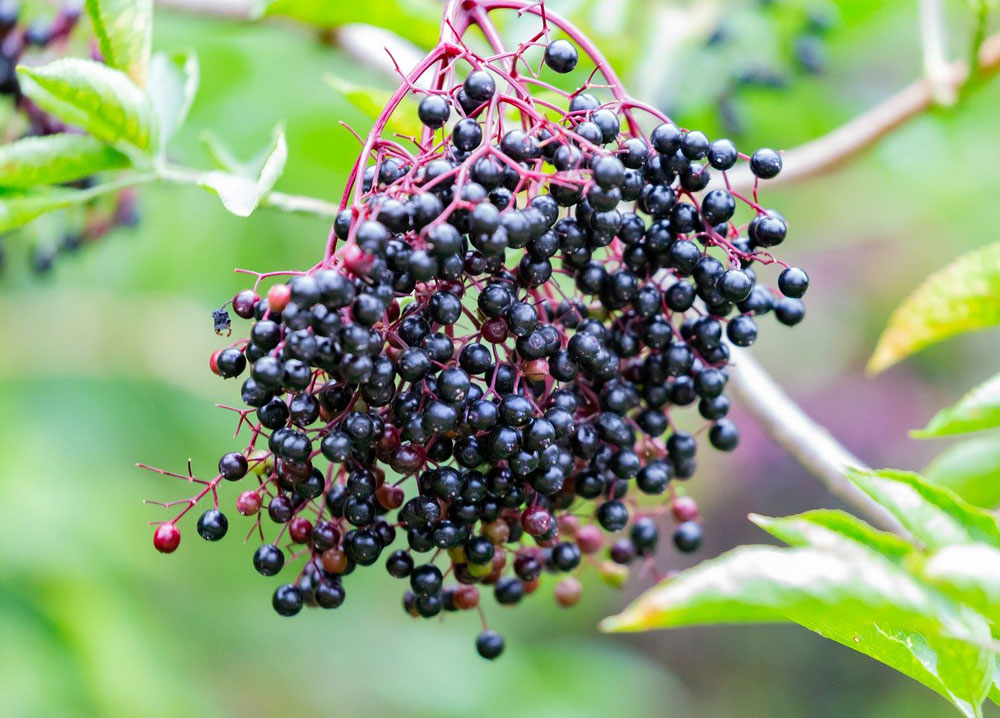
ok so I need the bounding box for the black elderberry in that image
[544,39,578,73]
[673,521,703,553]
[775,298,806,326]
[418,94,451,129]
[272,584,304,617]
[778,267,809,298]
[750,148,782,179]
[253,544,285,576]
[476,630,505,660]
[196,509,228,541]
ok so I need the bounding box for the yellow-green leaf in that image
[0,134,129,189]
[915,372,1000,438]
[868,242,1000,374]
[923,544,1000,625]
[85,0,153,85]
[16,59,157,154]
[323,74,422,140]
[263,0,441,47]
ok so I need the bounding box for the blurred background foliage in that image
[2,0,1000,716]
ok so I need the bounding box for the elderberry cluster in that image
[151,23,808,660]
[0,0,138,275]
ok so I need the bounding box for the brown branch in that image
[723,31,1000,195]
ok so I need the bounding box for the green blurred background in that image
[3,0,1000,716]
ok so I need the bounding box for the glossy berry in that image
[418,94,451,129]
[196,510,228,541]
[476,630,505,660]
[272,584,303,616]
[253,544,285,576]
[750,148,782,179]
[673,521,703,553]
[153,523,181,553]
[544,39,578,73]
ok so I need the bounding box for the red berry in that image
[232,289,259,319]
[266,283,291,313]
[153,523,181,553]
[554,577,582,607]
[575,524,604,554]
[481,317,508,344]
[289,517,313,543]
[237,490,262,516]
[520,505,553,537]
[671,496,699,523]
[209,349,222,376]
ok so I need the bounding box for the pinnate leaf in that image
[868,242,1000,374]
[0,134,129,188]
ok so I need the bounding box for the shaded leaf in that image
[868,242,1000,374]
[147,52,199,148]
[0,134,129,189]
[198,126,287,217]
[200,131,248,175]
[848,468,1000,549]
[85,0,153,85]
[915,372,1000,438]
[601,545,993,716]
[925,434,1000,509]
[323,74,422,140]
[750,510,914,563]
[262,0,441,47]
[0,188,92,233]
[16,60,157,154]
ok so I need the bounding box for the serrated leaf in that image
[0,187,90,232]
[198,126,287,217]
[262,0,441,47]
[601,545,993,716]
[924,544,1000,625]
[915,373,1000,438]
[925,434,1000,509]
[750,510,914,562]
[848,468,1000,549]
[0,134,129,188]
[323,74,422,140]
[147,51,199,149]
[868,242,1000,374]
[16,59,157,154]
[85,0,153,85]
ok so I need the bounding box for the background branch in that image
[723,31,1000,194]
[727,350,908,536]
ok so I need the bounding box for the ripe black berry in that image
[750,148,782,179]
[476,630,505,660]
[544,39,578,73]
[196,509,228,541]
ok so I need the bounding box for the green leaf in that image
[923,544,1000,624]
[147,52,199,150]
[848,468,1000,549]
[16,59,157,154]
[323,74,422,140]
[601,545,994,717]
[925,434,1000,509]
[198,126,287,217]
[868,242,1000,374]
[915,373,1000,438]
[750,510,915,562]
[262,0,442,47]
[0,176,150,232]
[0,134,129,189]
[85,0,153,85]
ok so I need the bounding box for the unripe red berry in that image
[289,517,313,543]
[266,283,291,313]
[232,289,259,319]
[554,576,582,607]
[237,490,262,516]
[209,350,221,376]
[575,524,604,554]
[671,495,699,523]
[376,484,405,510]
[521,505,553,536]
[321,548,348,574]
[453,584,480,609]
[481,317,508,344]
[153,523,181,553]
[523,359,548,382]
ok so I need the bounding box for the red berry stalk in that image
[144,0,809,660]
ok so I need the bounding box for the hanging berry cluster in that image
[0,0,138,274]
[146,0,809,660]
